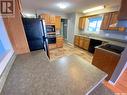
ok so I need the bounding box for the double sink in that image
[99,44,125,54]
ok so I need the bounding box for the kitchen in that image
[0,0,127,94]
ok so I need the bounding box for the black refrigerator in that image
[22,18,49,57]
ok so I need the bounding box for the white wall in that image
[67,13,84,44]
[67,13,76,44]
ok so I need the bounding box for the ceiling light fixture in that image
[83,5,105,13]
[57,2,69,9]
[23,13,36,18]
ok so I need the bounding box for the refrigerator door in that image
[40,20,49,57]
[22,18,44,51]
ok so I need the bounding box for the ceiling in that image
[21,0,121,14]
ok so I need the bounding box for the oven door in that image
[48,35,56,44]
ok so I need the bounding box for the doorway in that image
[61,19,68,41]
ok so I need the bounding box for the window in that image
[0,41,5,55]
[87,16,103,33]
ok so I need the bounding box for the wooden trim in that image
[81,11,119,18]
[17,0,23,13]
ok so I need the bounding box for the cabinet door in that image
[118,0,127,20]
[79,17,86,30]
[50,15,55,24]
[41,14,50,24]
[83,37,90,50]
[79,37,84,48]
[110,12,118,25]
[92,48,120,80]
[108,12,118,30]
[109,12,118,26]
[55,16,61,29]
[74,36,80,46]
[100,13,112,30]
[56,36,63,48]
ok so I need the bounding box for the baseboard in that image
[0,53,16,93]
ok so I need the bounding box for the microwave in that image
[46,25,55,33]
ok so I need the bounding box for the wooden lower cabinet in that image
[92,48,120,80]
[56,36,64,48]
[82,38,90,50]
[79,37,84,48]
[48,36,63,50]
[48,44,57,50]
[74,35,90,50]
[74,36,80,46]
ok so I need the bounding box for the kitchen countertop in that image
[75,34,127,47]
[1,51,107,95]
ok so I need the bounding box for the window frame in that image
[85,15,103,34]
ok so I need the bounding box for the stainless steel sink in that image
[99,44,125,54]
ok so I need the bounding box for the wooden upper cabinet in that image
[108,12,118,30]
[118,0,127,20]
[55,16,61,29]
[40,14,61,26]
[49,15,55,24]
[40,14,50,24]
[109,12,118,26]
[79,17,86,30]
[100,13,112,30]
